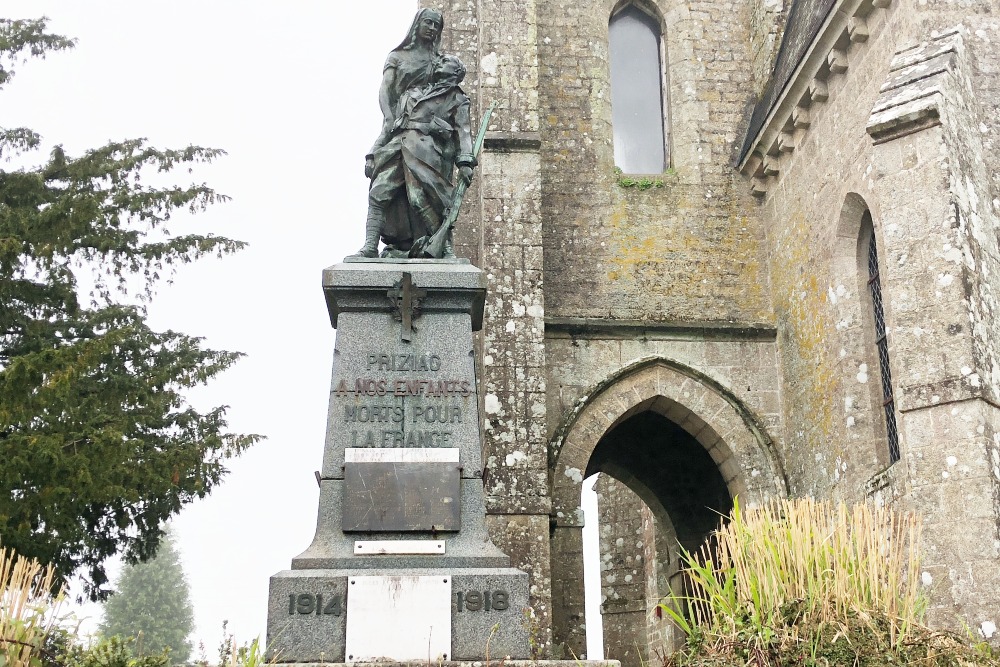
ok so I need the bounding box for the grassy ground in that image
[664,610,1000,667]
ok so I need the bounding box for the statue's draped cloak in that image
[369,86,471,249]
[384,49,437,115]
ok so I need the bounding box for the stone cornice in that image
[483,131,542,153]
[738,0,894,195]
[544,317,777,341]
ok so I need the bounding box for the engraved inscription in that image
[345,405,405,423]
[350,430,453,447]
[455,590,509,612]
[335,349,475,452]
[366,353,442,372]
[413,405,462,423]
[288,592,344,617]
[335,378,472,397]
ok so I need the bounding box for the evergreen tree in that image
[100,531,195,664]
[0,18,260,599]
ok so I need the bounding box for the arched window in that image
[861,211,900,463]
[609,4,667,173]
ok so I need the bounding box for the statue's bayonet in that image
[408,101,497,259]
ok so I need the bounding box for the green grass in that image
[614,167,666,190]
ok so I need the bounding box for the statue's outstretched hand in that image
[364,156,375,179]
[459,165,474,186]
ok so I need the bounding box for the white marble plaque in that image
[345,447,460,463]
[353,540,446,555]
[345,575,451,662]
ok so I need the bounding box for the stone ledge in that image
[601,599,646,615]
[484,131,542,153]
[866,95,941,145]
[544,317,778,341]
[865,30,961,145]
[322,262,487,330]
[485,496,553,515]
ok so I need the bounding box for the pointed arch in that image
[548,356,788,659]
[549,356,788,523]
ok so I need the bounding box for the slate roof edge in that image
[737,0,866,171]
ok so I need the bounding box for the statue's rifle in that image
[409,101,497,259]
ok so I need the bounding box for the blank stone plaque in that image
[345,575,451,662]
[342,448,461,532]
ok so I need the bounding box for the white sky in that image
[3,1,604,657]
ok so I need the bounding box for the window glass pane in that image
[864,213,900,464]
[609,6,665,173]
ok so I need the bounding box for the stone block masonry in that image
[404,0,1000,655]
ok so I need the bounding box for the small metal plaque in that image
[343,452,461,532]
[345,575,451,662]
[354,540,446,555]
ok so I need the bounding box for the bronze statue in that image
[352,51,477,259]
[378,9,443,136]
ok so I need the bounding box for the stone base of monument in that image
[268,568,528,662]
[266,261,547,663]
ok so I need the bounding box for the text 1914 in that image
[288,593,343,616]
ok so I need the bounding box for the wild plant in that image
[0,546,65,667]
[658,497,926,654]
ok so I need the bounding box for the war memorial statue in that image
[263,10,565,665]
[351,9,482,260]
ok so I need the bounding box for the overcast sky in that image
[3,1,603,657]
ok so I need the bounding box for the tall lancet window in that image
[609,4,667,173]
[864,212,900,463]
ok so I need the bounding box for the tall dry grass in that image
[660,498,925,649]
[0,546,64,667]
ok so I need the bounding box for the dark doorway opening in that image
[584,410,733,666]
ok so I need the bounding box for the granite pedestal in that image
[267,260,530,663]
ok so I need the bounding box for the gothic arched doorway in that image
[549,358,787,665]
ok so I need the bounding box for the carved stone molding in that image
[866,30,961,145]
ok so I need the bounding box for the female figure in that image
[354,8,445,257]
[366,9,444,178]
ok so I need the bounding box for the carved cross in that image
[387,272,426,342]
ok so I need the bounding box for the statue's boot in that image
[349,210,381,258]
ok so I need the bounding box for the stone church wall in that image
[423,0,1000,652]
[595,475,650,667]
[594,475,681,667]
[434,0,789,655]
[752,0,908,499]
[749,0,1000,633]
[537,0,773,324]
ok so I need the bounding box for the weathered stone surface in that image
[451,570,531,660]
[267,571,348,662]
[268,261,535,662]
[595,477,649,667]
[330,0,1000,658]
[267,569,531,662]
